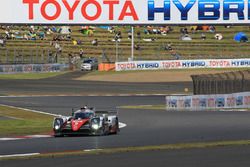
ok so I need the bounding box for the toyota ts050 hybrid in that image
[53,106,119,137]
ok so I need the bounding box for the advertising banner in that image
[0,64,68,74]
[0,0,250,25]
[116,59,250,71]
[166,92,250,110]
[243,93,250,107]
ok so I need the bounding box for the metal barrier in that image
[0,64,69,74]
[166,92,250,111]
[192,70,250,95]
[0,48,60,64]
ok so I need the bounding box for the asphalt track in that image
[2,146,250,167]
[0,71,192,95]
[1,72,250,166]
[1,96,250,156]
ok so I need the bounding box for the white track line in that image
[119,122,127,129]
[0,153,40,158]
[0,104,59,117]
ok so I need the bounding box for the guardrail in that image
[0,64,69,74]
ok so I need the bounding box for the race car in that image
[53,106,119,137]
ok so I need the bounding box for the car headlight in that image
[92,124,99,130]
[54,125,60,130]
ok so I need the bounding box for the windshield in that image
[83,60,93,63]
[73,112,93,120]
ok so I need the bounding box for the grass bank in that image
[0,72,67,80]
[0,105,54,136]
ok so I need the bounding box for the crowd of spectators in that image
[0,25,248,64]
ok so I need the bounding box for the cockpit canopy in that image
[73,111,94,120]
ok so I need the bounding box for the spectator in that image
[79,49,84,59]
[170,50,180,60]
[66,34,71,40]
[136,31,141,40]
[114,33,121,42]
[109,26,115,33]
[55,42,62,52]
[209,26,216,33]
[77,39,82,45]
[127,32,132,39]
[23,34,29,40]
[201,33,206,40]
[180,27,188,35]
[38,31,45,40]
[134,44,140,50]
[92,39,98,46]
[165,43,173,51]
[72,39,77,45]
[215,33,223,40]
[0,38,5,47]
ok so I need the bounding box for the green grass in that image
[0,72,67,80]
[0,106,54,136]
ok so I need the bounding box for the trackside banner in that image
[166,92,250,110]
[1,0,250,24]
[0,64,68,74]
[115,59,250,71]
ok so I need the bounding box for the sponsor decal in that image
[0,0,250,24]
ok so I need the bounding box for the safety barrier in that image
[192,70,250,95]
[98,63,115,71]
[0,64,69,74]
[115,59,250,71]
[166,92,250,111]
